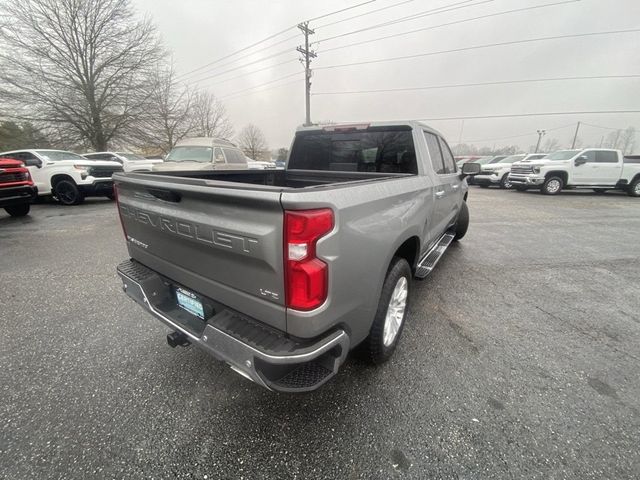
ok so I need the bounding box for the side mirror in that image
[25,158,43,168]
[575,155,588,166]
[461,162,481,177]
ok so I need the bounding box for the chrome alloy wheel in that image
[382,276,408,347]
[546,179,561,193]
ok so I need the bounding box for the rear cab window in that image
[289,126,417,174]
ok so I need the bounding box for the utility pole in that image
[297,22,316,127]
[535,129,546,153]
[571,121,581,148]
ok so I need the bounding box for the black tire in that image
[361,257,411,364]
[499,174,513,189]
[53,179,84,205]
[541,176,563,195]
[515,186,528,192]
[454,201,469,241]
[5,203,30,217]
[593,188,607,194]
[627,177,640,197]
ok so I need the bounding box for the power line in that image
[176,0,378,81]
[219,72,304,100]
[314,0,416,29]
[315,0,492,44]
[312,74,640,95]
[306,0,377,22]
[580,122,625,131]
[175,26,296,81]
[461,123,577,143]
[316,28,640,71]
[189,59,298,89]
[222,78,303,102]
[318,0,579,54]
[414,110,640,122]
[185,50,296,85]
[180,34,301,84]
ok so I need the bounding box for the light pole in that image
[535,129,546,153]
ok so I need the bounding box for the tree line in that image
[453,126,636,156]
[0,0,271,158]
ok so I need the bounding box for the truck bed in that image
[125,169,406,191]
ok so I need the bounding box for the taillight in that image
[284,209,334,311]
[114,184,127,238]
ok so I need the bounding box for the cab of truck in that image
[154,137,248,172]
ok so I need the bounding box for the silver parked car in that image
[154,137,248,172]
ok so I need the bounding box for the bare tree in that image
[237,124,268,160]
[129,63,192,154]
[541,138,560,153]
[190,91,233,139]
[619,126,636,154]
[605,129,622,149]
[0,0,163,150]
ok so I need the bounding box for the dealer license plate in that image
[175,287,205,319]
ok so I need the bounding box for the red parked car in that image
[0,157,38,217]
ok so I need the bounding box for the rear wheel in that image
[361,257,411,364]
[453,201,469,241]
[541,176,563,195]
[53,179,84,205]
[4,203,30,217]
[628,178,640,197]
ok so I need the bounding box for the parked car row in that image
[463,148,640,196]
[0,138,280,212]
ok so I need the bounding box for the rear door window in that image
[222,148,247,164]
[595,151,618,163]
[439,137,457,174]
[423,131,445,175]
[213,147,225,163]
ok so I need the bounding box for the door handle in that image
[435,190,445,198]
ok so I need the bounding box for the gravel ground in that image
[1,187,639,479]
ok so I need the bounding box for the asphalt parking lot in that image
[1,188,639,479]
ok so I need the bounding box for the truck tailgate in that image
[114,174,286,330]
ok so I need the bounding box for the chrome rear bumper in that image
[117,259,349,392]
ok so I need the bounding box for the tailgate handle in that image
[147,188,181,203]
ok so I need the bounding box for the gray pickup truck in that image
[114,121,480,392]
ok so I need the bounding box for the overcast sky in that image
[131,0,640,151]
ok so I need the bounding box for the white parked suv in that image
[509,148,640,196]
[0,149,123,205]
[82,151,162,172]
[474,153,547,189]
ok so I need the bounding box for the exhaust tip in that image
[167,331,191,348]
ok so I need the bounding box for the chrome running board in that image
[415,231,455,279]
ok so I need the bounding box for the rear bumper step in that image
[116,259,349,392]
